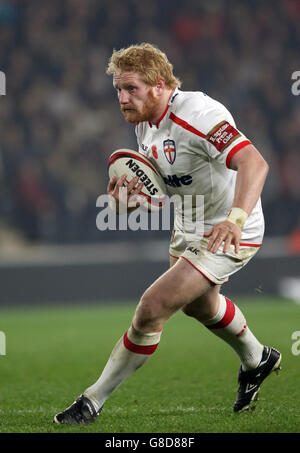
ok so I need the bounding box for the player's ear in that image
[155,79,165,95]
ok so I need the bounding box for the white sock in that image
[84,325,162,411]
[203,294,264,371]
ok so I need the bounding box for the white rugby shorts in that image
[169,229,261,285]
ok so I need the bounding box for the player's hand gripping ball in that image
[108,149,167,211]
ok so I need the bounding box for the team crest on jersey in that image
[163,139,176,164]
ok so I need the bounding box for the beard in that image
[120,89,161,124]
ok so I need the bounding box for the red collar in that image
[148,104,170,129]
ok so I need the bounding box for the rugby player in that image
[53,43,281,425]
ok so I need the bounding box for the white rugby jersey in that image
[135,88,264,246]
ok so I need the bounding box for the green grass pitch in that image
[0,297,299,433]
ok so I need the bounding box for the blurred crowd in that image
[0,0,299,248]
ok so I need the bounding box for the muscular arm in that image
[204,144,269,254]
[229,144,269,215]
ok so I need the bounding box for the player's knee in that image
[133,290,167,331]
[133,306,159,332]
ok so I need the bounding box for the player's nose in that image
[119,90,130,105]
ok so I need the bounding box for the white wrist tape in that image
[226,207,248,229]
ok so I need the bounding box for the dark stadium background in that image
[0,0,299,305]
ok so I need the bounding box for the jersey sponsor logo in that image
[206,121,241,153]
[186,246,199,255]
[163,139,176,164]
[163,174,193,187]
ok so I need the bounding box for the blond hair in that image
[106,43,181,89]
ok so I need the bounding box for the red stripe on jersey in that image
[169,252,179,260]
[169,113,206,138]
[226,140,252,168]
[206,297,235,329]
[123,331,159,355]
[235,242,262,247]
[156,104,170,128]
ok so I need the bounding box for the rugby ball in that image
[108,149,167,211]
